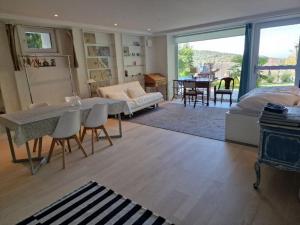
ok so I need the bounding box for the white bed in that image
[225,86,300,146]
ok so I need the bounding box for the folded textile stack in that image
[260,103,300,127]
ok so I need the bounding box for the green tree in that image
[26,33,42,49]
[178,44,194,77]
[229,55,268,85]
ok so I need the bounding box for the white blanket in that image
[236,86,300,113]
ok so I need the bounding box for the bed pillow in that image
[127,86,146,98]
[107,91,130,101]
[237,92,299,112]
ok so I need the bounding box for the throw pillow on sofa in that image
[107,91,130,101]
[127,86,146,98]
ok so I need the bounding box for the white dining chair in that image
[28,102,49,157]
[80,104,113,154]
[47,110,87,169]
[65,95,82,150]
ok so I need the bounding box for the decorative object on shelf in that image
[50,59,56,66]
[23,56,56,68]
[123,47,129,56]
[133,41,140,46]
[42,58,49,67]
[125,70,128,77]
[87,78,96,97]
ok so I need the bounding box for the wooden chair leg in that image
[74,135,88,157]
[194,95,197,108]
[47,139,56,163]
[221,94,223,103]
[61,140,66,169]
[202,94,204,105]
[37,137,43,159]
[94,129,99,142]
[91,129,94,154]
[80,127,87,142]
[33,139,38,152]
[67,140,72,153]
[101,125,113,146]
[230,94,232,106]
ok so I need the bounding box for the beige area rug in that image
[128,103,228,141]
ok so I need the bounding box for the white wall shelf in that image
[121,34,146,86]
[83,31,118,92]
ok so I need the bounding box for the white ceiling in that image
[0,0,299,33]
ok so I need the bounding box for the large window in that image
[254,21,300,87]
[176,27,245,101]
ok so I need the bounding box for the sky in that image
[188,23,300,59]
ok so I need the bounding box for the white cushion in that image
[238,92,299,112]
[133,92,163,106]
[107,91,130,101]
[127,86,146,98]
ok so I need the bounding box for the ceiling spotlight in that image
[147,28,152,31]
[53,14,59,17]
[114,23,118,27]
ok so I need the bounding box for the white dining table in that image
[0,97,129,174]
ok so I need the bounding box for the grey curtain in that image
[66,30,79,68]
[5,24,21,71]
[238,23,253,100]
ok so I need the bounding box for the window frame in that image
[19,26,58,53]
[251,18,300,88]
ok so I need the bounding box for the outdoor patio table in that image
[0,97,128,175]
[174,77,219,106]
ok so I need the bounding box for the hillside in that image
[193,50,241,64]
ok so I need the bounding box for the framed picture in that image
[98,47,110,57]
[87,46,97,56]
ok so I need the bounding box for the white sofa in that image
[225,86,300,146]
[97,81,163,115]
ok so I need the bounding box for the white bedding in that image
[236,86,300,114]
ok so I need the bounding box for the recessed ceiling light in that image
[53,14,59,17]
[114,23,118,27]
[147,28,152,31]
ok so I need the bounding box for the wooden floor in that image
[0,119,299,225]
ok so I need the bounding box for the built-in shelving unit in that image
[83,31,117,93]
[122,34,146,86]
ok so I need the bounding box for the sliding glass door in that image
[253,19,300,88]
[175,27,245,102]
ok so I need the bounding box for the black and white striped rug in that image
[17,181,174,225]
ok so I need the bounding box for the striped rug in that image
[17,181,174,225]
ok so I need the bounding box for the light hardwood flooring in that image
[0,119,299,225]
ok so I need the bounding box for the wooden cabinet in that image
[144,73,167,100]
